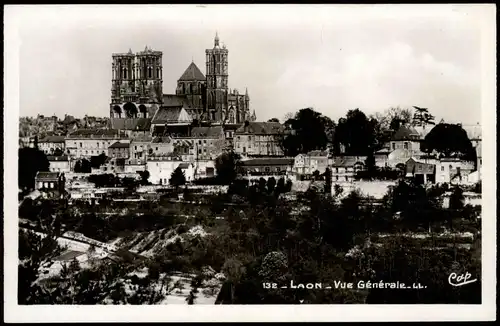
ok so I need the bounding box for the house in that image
[240,157,294,177]
[38,135,66,155]
[35,171,65,198]
[146,154,195,185]
[435,158,475,184]
[188,126,226,161]
[374,147,391,168]
[233,121,284,157]
[65,129,129,159]
[292,150,329,178]
[330,156,367,183]
[108,142,130,159]
[129,135,153,162]
[193,159,216,179]
[404,158,435,184]
[389,124,422,153]
[150,136,175,157]
[47,155,71,173]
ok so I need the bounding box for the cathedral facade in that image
[109,33,256,131]
[110,46,163,120]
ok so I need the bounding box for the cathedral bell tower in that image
[205,32,229,123]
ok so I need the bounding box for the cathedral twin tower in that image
[110,33,255,125]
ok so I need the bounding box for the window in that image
[203,148,207,153]
[135,146,137,150]
[97,143,100,148]
[265,167,270,173]
[276,167,281,172]
[404,142,408,150]
[44,182,48,188]
[156,147,158,151]
[441,166,444,171]
[50,182,54,189]
[204,140,207,144]
[392,143,396,150]
[79,142,83,148]
[199,140,202,145]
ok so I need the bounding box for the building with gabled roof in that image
[35,171,66,198]
[38,135,66,155]
[65,129,129,159]
[234,121,284,157]
[47,155,71,173]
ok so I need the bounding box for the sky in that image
[10,4,493,124]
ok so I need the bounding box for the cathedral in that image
[109,33,256,134]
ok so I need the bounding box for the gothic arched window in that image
[156,68,160,79]
[123,68,128,79]
[148,67,152,78]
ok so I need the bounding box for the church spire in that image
[214,31,220,47]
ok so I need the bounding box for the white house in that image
[435,158,475,184]
[146,155,195,185]
[47,155,71,173]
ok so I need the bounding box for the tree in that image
[90,153,107,169]
[334,109,380,155]
[449,186,465,210]
[215,151,242,185]
[267,177,277,194]
[376,107,413,131]
[412,106,436,127]
[53,148,64,156]
[74,159,92,173]
[365,152,377,178]
[169,167,186,190]
[18,147,50,191]
[137,170,150,185]
[279,108,335,157]
[324,168,332,194]
[276,177,286,195]
[267,118,280,123]
[421,123,476,160]
[312,170,320,180]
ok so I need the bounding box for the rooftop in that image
[392,125,421,141]
[67,129,127,139]
[191,126,223,138]
[109,142,130,149]
[178,163,191,169]
[405,158,435,174]
[307,150,328,157]
[35,171,62,180]
[152,106,193,125]
[235,122,284,135]
[39,136,65,143]
[178,62,206,81]
[240,157,295,166]
[330,156,367,167]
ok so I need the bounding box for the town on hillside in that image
[18,33,482,306]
